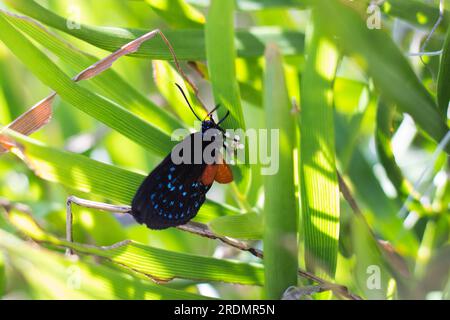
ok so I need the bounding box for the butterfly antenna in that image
[217,110,230,125]
[175,83,202,121]
[205,104,222,122]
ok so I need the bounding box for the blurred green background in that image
[0,0,449,300]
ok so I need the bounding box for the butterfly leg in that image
[65,196,131,255]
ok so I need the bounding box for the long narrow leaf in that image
[188,0,449,32]
[204,0,245,129]
[263,44,298,299]
[153,60,206,125]
[209,212,263,240]
[3,10,184,135]
[204,0,251,193]
[5,0,305,60]
[7,210,264,286]
[375,99,413,200]
[0,228,210,299]
[0,251,4,298]
[187,0,303,11]
[437,24,450,117]
[351,215,393,299]
[300,10,340,279]
[0,14,175,156]
[145,0,205,28]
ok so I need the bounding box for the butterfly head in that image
[201,104,230,134]
[201,119,223,134]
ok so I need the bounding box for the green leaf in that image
[351,215,393,299]
[437,24,450,117]
[414,220,438,279]
[315,0,450,152]
[0,250,5,298]
[204,0,251,194]
[444,273,450,300]
[189,0,449,32]
[2,10,183,135]
[0,13,174,157]
[382,0,449,32]
[335,114,419,256]
[375,99,413,200]
[5,132,239,223]
[190,0,450,34]
[263,44,298,299]
[300,10,340,279]
[187,0,304,11]
[153,60,205,125]
[5,0,305,60]
[0,227,210,299]
[205,0,245,130]
[335,87,374,170]
[7,209,264,286]
[209,212,263,240]
[72,207,129,246]
[145,0,205,28]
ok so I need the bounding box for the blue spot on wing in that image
[131,153,212,230]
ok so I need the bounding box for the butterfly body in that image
[131,119,233,229]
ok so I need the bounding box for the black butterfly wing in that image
[131,134,212,229]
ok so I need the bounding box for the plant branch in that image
[2,196,362,300]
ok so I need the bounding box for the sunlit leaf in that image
[437,25,450,117]
[2,10,183,135]
[314,0,450,152]
[204,0,245,129]
[0,227,211,299]
[299,10,340,279]
[0,14,175,156]
[7,209,265,286]
[145,0,205,28]
[263,43,298,299]
[5,0,306,60]
[209,212,263,240]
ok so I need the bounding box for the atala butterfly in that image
[130,84,236,229]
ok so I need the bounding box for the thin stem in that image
[407,50,443,57]
[407,0,445,57]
